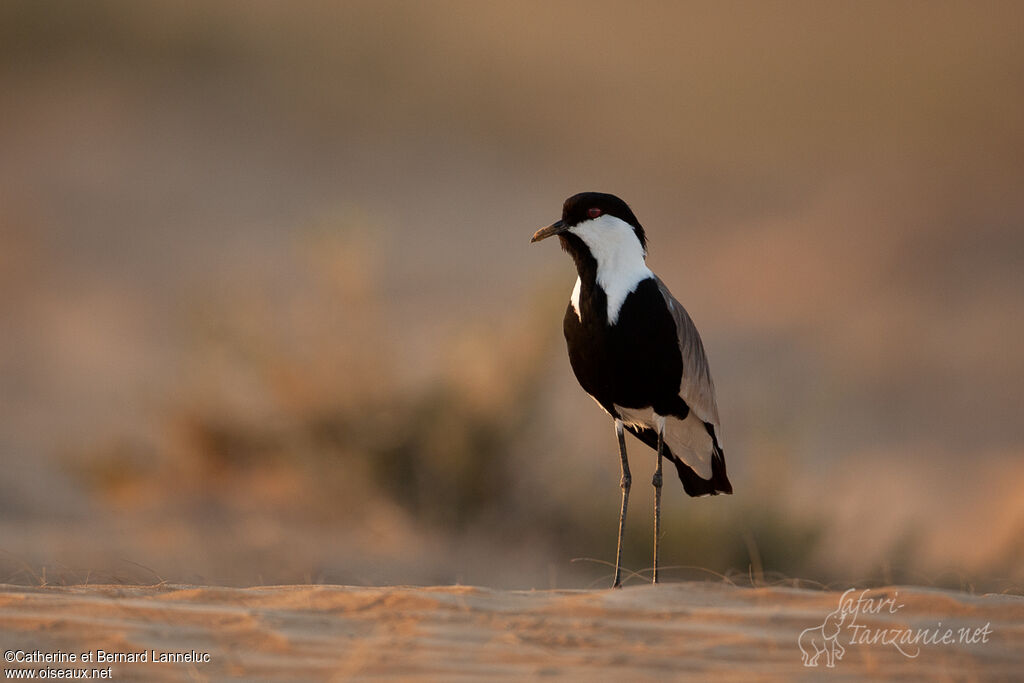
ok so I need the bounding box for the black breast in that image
[563,277,686,416]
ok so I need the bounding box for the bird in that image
[531,191,732,587]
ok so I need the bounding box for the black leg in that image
[613,419,631,588]
[652,419,664,584]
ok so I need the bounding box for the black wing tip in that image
[697,421,732,496]
[674,447,732,497]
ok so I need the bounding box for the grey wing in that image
[655,276,721,429]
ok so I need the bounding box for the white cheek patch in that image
[570,215,652,324]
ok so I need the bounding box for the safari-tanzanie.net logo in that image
[799,588,993,668]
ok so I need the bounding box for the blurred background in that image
[1,1,1022,590]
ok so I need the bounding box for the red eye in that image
[587,207,602,218]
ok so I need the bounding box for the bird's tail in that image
[624,423,732,497]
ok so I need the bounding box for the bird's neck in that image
[562,234,652,325]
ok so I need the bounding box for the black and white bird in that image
[531,192,732,587]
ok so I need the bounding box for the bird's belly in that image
[564,323,615,406]
[563,314,683,414]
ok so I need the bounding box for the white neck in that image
[569,214,652,324]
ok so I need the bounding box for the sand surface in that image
[0,582,1021,681]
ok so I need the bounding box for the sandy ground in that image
[0,583,1021,681]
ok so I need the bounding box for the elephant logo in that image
[799,607,846,668]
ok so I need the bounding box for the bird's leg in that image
[613,419,631,588]
[652,417,665,584]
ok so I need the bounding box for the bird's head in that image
[531,192,647,267]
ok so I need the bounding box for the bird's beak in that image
[531,219,567,243]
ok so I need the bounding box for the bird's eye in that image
[588,207,602,218]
